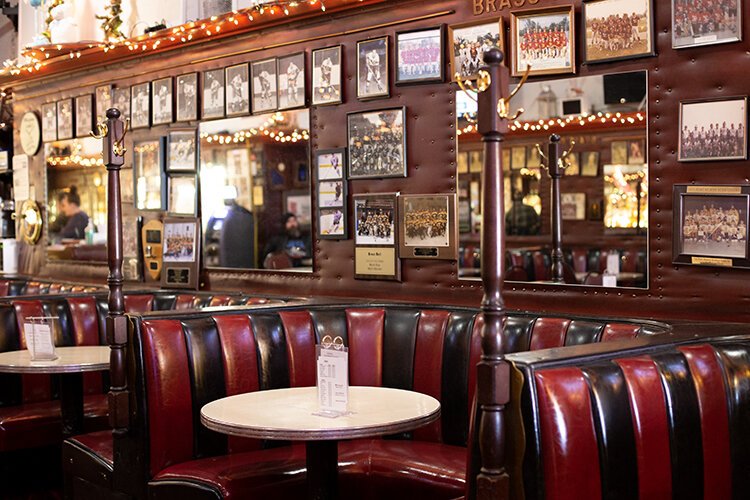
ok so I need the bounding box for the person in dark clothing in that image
[506,190,541,236]
[57,186,90,240]
[262,212,311,268]
[205,195,255,269]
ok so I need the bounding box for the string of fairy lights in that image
[200,112,309,144]
[457,111,646,136]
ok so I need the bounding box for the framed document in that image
[353,193,400,280]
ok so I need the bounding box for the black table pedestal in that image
[59,372,84,438]
[306,440,338,500]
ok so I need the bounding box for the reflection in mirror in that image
[45,137,107,263]
[457,71,648,288]
[199,110,312,271]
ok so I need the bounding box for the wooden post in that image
[547,134,564,283]
[476,47,510,500]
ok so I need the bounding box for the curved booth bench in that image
[61,303,670,499]
[0,277,101,297]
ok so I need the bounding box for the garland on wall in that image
[96,0,126,42]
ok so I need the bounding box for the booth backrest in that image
[0,278,101,297]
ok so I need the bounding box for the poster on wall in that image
[353,193,400,281]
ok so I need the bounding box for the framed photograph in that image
[74,95,93,138]
[353,193,400,281]
[679,97,748,162]
[611,140,628,164]
[319,208,346,239]
[511,146,526,170]
[167,129,197,172]
[562,192,586,220]
[564,151,580,175]
[581,151,600,176]
[176,73,199,122]
[161,218,200,289]
[312,45,343,106]
[168,175,198,216]
[202,69,225,119]
[449,18,503,82]
[347,107,406,179]
[357,36,389,100]
[251,58,278,113]
[588,199,604,221]
[583,0,655,64]
[41,102,57,143]
[95,85,112,123]
[628,140,646,164]
[225,63,250,116]
[284,190,312,228]
[131,83,150,129]
[134,138,166,211]
[151,77,174,125]
[122,214,142,281]
[672,0,741,49]
[511,6,575,77]
[112,87,131,123]
[396,26,444,85]
[673,184,750,269]
[56,98,74,140]
[318,180,345,208]
[316,148,346,180]
[278,52,306,110]
[399,194,457,260]
[120,167,135,205]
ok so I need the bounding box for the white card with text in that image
[23,322,56,360]
[316,345,349,415]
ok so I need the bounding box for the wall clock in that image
[20,112,41,156]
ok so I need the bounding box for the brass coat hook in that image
[497,64,531,120]
[455,70,492,102]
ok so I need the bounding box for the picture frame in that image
[95,85,112,123]
[283,190,312,229]
[112,87,131,123]
[225,63,250,116]
[134,138,166,211]
[161,217,200,289]
[611,140,628,164]
[202,69,225,120]
[673,184,750,269]
[396,26,444,85]
[312,45,343,106]
[151,77,174,125]
[347,107,407,179]
[564,151,580,175]
[672,0,741,49]
[75,95,94,138]
[510,6,575,77]
[121,167,135,205]
[168,175,198,216]
[316,148,346,181]
[353,192,400,281]
[56,98,74,140]
[167,129,198,172]
[316,148,347,239]
[628,139,646,164]
[580,151,600,176]
[448,18,504,82]
[678,97,748,162]
[583,0,655,64]
[511,146,526,170]
[277,52,306,110]
[176,73,199,122]
[561,192,586,220]
[318,180,345,209]
[357,36,390,100]
[251,58,278,114]
[587,199,604,221]
[122,214,142,282]
[41,102,57,143]
[399,193,457,260]
[130,83,151,129]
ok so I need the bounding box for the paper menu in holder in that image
[23,318,57,361]
[315,335,349,417]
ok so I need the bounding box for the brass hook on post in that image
[90,121,108,140]
[112,118,129,158]
[558,140,576,169]
[535,143,549,169]
[497,64,530,120]
[455,70,492,102]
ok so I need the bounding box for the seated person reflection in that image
[262,213,311,269]
[52,186,90,240]
[205,187,255,268]
[506,191,541,236]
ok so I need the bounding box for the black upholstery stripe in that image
[441,311,476,446]
[382,309,419,391]
[582,363,638,500]
[181,317,228,459]
[44,299,74,347]
[250,314,290,391]
[94,297,108,344]
[8,281,25,296]
[653,352,703,500]
[0,304,20,352]
[153,294,178,311]
[714,344,750,498]
[565,321,605,346]
[503,316,535,353]
[309,310,347,346]
[519,365,543,500]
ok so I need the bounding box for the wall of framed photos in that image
[9,0,750,321]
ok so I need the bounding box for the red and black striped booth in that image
[0,277,101,297]
[62,303,669,499]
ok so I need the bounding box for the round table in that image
[201,386,440,500]
[0,346,109,436]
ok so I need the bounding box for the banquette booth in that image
[0,0,749,498]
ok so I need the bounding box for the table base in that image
[59,372,83,437]
[306,440,338,500]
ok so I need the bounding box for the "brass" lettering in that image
[473,0,540,15]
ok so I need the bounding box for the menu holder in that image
[23,316,58,361]
[314,335,349,418]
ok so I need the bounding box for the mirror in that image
[45,137,108,263]
[199,109,312,272]
[457,71,648,288]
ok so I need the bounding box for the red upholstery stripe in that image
[679,345,732,499]
[615,358,672,498]
[48,284,62,294]
[24,282,41,295]
[245,298,269,305]
[600,324,641,342]
[279,311,317,387]
[534,367,602,500]
[208,295,234,307]
[141,319,194,475]
[413,310,449,442]
[346,309,385,387]
[529,318,570,350]
[213,315,261,453]
[67,296,104,395]
[174,295,198,310]
[124,295,154,313]
[13,300,51,403]
[0,280,9,296]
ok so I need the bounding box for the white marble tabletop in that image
[0,346,110,374]
[201,386,441,441]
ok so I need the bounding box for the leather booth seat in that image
[62,303,669,499]
[0,278,101,297]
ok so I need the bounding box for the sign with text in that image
[472,0,541,16]
[23,319,57,361]
[316,336,349,416]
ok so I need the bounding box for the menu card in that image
[315,336,348,417]
[23,321,57,361]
